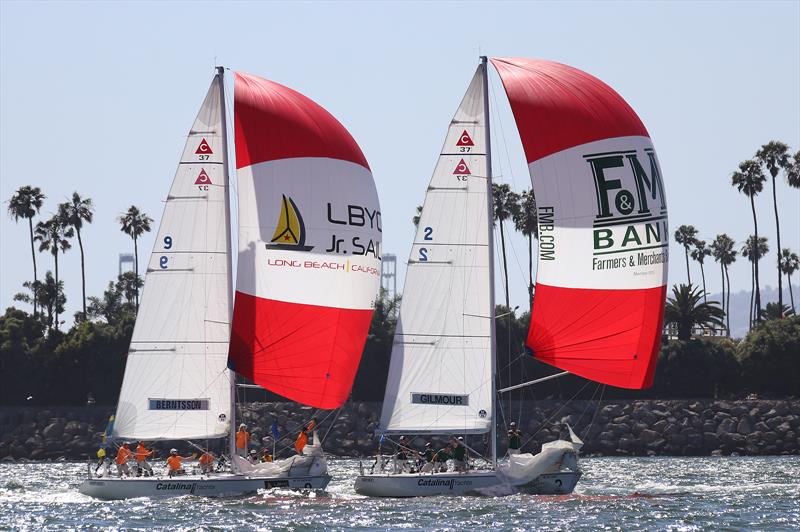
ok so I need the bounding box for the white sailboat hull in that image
[353,470,581,497]
[79,473,331,500]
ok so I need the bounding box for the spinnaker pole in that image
[481,56,498,469]
[217,65,238,465]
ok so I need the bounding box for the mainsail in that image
[228,72,382,409]
[380,66,493,434]
[491,58,668,389]
[114,76,232,439]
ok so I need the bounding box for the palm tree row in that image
[7,185,153,331]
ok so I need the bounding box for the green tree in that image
[653,338,739,399]
[513,189,538,305]
[34,215,73,331]
[118,206,153,309]
[732,159,766,321]
[690,239,711,302]
[35,271,66,332]
[736,316,800,397]
[742,235,769,328]
[411,205,422,228]
[755,141,790,313]
[7,186,46,316]
[710,234,737,334]
[352,288,400,400]
[87,274,138,327]
[0,307,45,404]
[491,183,519,310]
[674,225,698,284]
[761,302,794,321]
[59,193,94,318]
[664,283,725,341]
[780,248,799,314]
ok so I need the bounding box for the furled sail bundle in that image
[380,67,493,434]
[114,76,232,439]
[491,58,668,389]
[229,72,382,409]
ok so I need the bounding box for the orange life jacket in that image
[115,446,132,465]
[295,432,308,454]
[135,444,152,462]
[235,430,250,449]
[166,455,182,471]
[199,453,214,466]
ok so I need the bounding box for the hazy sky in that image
[1,1,799,323]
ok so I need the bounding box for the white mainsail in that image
[113,76,232,440]
[379,67,493,434]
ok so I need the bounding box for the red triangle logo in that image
[195,169,213,185]
[195,138,213,154]
[453,159,471,175]
[456,130,474,147]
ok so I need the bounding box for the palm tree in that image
[664,283,725,341]
[755,141,790,312]
[34,215,73,331]
[780,248,799,314]
[690,240,711,302]
[118,205,153,309]
[674,225,698,284]
[741,235,769,328]
[761,302,794,321]
[786,151,800,188]
[412,205,422,228]
[7,186,46,316]
[710,234,736,334]
[732,159,766,321]
[59,192,94,317]
[512,189,537,305]
[31,271,65,332]
[491,183,519,310]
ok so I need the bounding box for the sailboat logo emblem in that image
[266,195,314,251]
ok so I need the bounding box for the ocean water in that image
[0,457,798,531]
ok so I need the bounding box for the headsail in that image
[491,58,668,389]
[379,66,493,434]
[229,72,381,409]
[114,76,232,439]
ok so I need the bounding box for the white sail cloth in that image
[232,432,326,477]
[113,76,232,440]
[380,66,493,435]
[497,426,583,486]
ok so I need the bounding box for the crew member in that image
[199,449,215,474]
[261,449,273,462]
[235,424,250,457]
[420,442,436,473]
[94,446,108,475]
[115,442,132,477]
[135,441,154,477]
[394,435,412,473]
[432,444,451,472]
[248,449,261,464]
[508,422,522,456]
[294,418,317,454]
[166,448,193,477]
[451,436,467,472]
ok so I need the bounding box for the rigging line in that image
[320,407,343,446]
[519,379,592,451]
[488,68,520,192]
[582,384,606,441]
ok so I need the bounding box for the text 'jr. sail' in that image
[380,67,493,434]
[228,72,382,409]
[114,76,232,440]
[492,58,668,389]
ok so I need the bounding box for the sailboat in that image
[354,57,668,497]
[79,67,382,499]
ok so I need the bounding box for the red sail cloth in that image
[229,292,373,409]
[528,284,665,389]
[492,58,664,390]
[490,58,649,164]
[234,71,369,170]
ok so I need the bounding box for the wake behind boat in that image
[79,66,382,499]
[355,56,668,497]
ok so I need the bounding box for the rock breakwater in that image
[1,399,797,461]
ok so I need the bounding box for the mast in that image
[481,56,497,469]
[217,66,237,463]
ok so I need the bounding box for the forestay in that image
[491,58,668,389]
[114,76,232,439]
[380,67,493,434]
[228,72,381,410]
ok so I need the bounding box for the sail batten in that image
[113,76,232,440]
[491,57,668,390]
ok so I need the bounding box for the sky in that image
[1,0,799,325]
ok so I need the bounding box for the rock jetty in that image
[0,399,797,461]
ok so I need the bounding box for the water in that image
[1,457,798,531]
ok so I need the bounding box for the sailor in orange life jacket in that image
[294,418,317,454]
[114,442,133,477]
[134,441,154,477]
[235,424,250,457]
[166,448,195,477]
[198,449,215,474]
